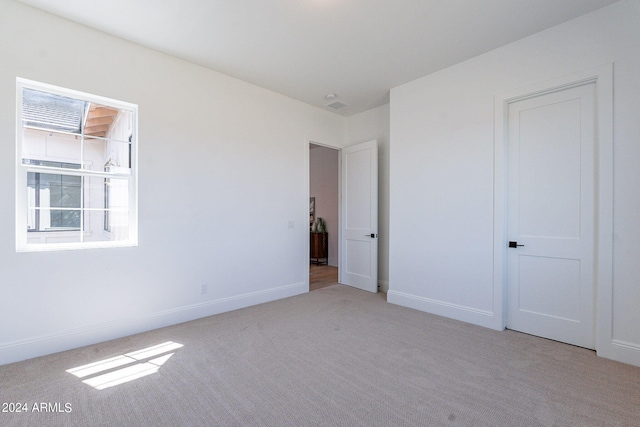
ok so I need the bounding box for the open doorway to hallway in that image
[309,264,338,291]
[309,143,339,290]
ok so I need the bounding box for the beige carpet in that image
[1,285,639,426]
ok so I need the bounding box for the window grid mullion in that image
[22,165,132,180]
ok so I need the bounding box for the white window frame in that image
[16,78,138,252]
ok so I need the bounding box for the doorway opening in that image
[309,143,339,290]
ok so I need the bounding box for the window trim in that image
[16,78,138,252]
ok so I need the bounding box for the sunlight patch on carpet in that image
[66,341,183,390]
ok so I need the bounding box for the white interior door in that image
[506,82,595,349]
[340,140,378,292]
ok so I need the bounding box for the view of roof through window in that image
[22,88,87,134]
[22,88,121,138]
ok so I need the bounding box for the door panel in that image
[507,83,595,349]
[517,98,582,239]
[341,140,378,292]
[518,255,581,321]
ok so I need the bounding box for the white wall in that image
[309,145,339,266]
[0,0,345,365]
[346,104,390,291]
[388,0,640,366]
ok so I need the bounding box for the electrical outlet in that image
[201,283,208,294]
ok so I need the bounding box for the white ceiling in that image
[18,0,620,116]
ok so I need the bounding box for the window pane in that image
[83,177,130,243]
[27,172,81,231]
[83,137,132,174]
[22,128,82,168]
[22,88,86,134]
[84,103,120,138]
[104,140,132,172]
[38,173,81,209]
[104,211,130,242]
[104,177,130,242]
[83,176,106,238]
[83,136,109,172]
[30,208,81,231]
[104,178,129,209]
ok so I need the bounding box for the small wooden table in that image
[310,232,328,265]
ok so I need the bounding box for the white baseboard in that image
[598,339,640,368]
[0,282,307,366]
[387,291,640,368]
[387,290,501,331]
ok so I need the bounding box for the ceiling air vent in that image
[325,100,347,110]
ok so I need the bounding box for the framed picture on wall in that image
[309,197,315,227]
